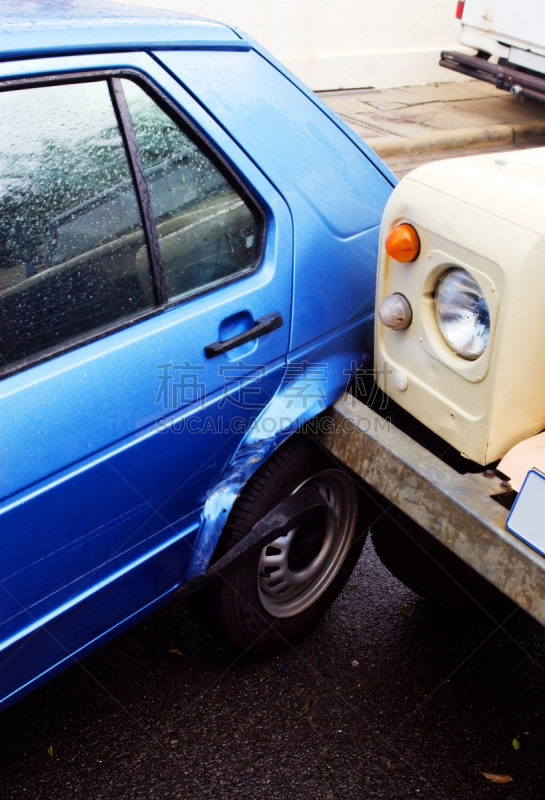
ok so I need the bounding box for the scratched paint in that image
[183,355,366,581]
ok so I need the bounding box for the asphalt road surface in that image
[2,533,545,800]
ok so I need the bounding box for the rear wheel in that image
[188,436,366,653]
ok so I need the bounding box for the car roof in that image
[0,0,242,60]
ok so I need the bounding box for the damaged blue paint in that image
[183,384,323,580]
[184,319,374,581]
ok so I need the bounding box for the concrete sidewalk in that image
[317,80,545,177]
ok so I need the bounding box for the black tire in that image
[188,436,366,653]
[371,507,514,618]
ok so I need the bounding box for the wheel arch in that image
[182,422,326,584]
[181,312,375,584]
[181,386,350,582]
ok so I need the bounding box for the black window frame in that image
[0,68,266,379]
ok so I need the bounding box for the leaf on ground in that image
[169,648,183,656]
[482,773,513,784]
[401,603,412,618]
[47,745,53,757]
[512,738,520,750]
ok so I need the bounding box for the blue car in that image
[0,0,394,710]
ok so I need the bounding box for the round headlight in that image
[434,268,490,360]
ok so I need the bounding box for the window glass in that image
[0,81,155,369]
[121,79,259,301]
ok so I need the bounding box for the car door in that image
[0,65,292,707]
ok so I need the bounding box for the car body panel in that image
[183,312,375,581]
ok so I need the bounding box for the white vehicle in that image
[441,0,545,103]
[316,147,545,625]
[376,147,545,468]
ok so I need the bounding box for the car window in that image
[0,75,264,375]
[121,79,259,302]
[0,80,155,370]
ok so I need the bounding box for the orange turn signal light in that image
[385,224,420,263]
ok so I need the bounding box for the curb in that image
[368,121,545,160]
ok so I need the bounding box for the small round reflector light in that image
[379,293,412,330]
[385,224,420,262]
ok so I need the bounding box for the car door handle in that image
[204,312,283,359]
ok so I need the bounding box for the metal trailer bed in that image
[314,394,545,625]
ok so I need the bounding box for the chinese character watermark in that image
[155,361,206,410]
